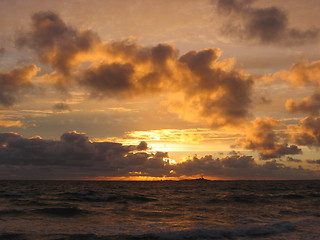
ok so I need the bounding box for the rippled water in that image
[0,180,319,239]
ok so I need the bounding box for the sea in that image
[0,180,319,240]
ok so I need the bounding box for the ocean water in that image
[0,180,319,240]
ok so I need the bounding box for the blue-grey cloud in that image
[214,0,319,45]
[52,102,72,112]
[0,131,317,180]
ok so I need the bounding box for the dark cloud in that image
[17,13,178,92]
[286,157,302,163]
[214,0,319,45]
[52,102,71,112]
[16,12,180,96]
[16,11,100,77]
[137,141,148,151]
[286,92,320,116]
[0,132,22,143]
[175,48,254,127]
[79,47,254,127]
[105,40,178,71]
[259,96,272,104]
[0,48,5,56]
[15,11,258,128]
[79,63,136,98]
[173,154,317,180]
[290,116,320,147]
[78,42,179,98]
[216,0,255,14]
[0,131,317,179]
[306,159,320,165]
[235,118,301,159]
[0,64,38,108]
[0,131,172,177]
[223,155,256,168]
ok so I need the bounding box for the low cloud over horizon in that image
[0,131,318,180]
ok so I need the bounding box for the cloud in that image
[0,132,22,143]
[52,102,71,112]
[0,48,5,56]
[265,59,320,117]
[286,92,320,116]
[17,12,255,128]
[0,131,318,179]
[79,46,254,128]
[0,64,38,108]
[235,118,301,159]
[286,157,302,163]
[77,41,179,99]
[16,11,100,77]
[173,154,318,180]
[0,117,23,128]
[264,59,320,87]
[214,0,319,45]
[290,116,320,147]
[277,59,320,87]
[0,131,172,176]
[306,159,320,165]
[169,48,253,128]
[223,155,256,168]
[136,141,148,151]
[79,62,136,98]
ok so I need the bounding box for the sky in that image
[1,0,320,180]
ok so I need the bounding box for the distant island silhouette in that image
[179,176,210,182]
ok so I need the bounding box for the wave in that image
[28,221,296,240]
[0,209,25,216]
[12,199,51,207]
[33,207,89,217]
[0,191,24,198]
[0,233,27,240]
[208,191,320,205]
[122,195,158,203]
[279,209,320,217]
[60,190,157,203]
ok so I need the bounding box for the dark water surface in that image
[0,180,319,239]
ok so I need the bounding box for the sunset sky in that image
[1,0,320,180]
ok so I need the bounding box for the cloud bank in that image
[0,131,317,180]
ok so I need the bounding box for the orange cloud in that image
[0,64,39,108]
[235,118,301,159]
[16,11,100,77]
[0,118,23,128]
[169,48,253,128]
[286,93,320,116]
[277,59,320,87]
[17,12,255,129]
[290,116,320,147]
